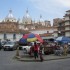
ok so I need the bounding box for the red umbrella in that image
[35,34,43,43]
[22,33,43,43]
[22,34,28,39]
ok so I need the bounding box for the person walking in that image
[63,44,68,56]
[0,40,2,50]
[34,42,39,59]
[39,43,44,61]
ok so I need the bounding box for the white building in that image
[64,10,70,37]
[53,10,70,38]
[0,9,29,41]
[0,9,54,41]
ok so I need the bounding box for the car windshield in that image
[5,42,15,45]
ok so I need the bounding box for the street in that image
[0,50,70,70]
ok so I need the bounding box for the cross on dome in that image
[39,14,43,22]
[7,9,14,18]
[4,9,17,22]
[22,8,32,24]
[25,8,30,18]
[26,8,28,13]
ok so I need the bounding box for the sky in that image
[0,0,70,24]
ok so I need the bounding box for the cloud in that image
[29,0,70,11]
[57,0,70,7]
[29,0,70,7]
[29,0,70,18]
[17,0,70,21]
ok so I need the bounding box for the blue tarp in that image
[28,33,35,38]
[19,38,27,44]
[55,36,70,43]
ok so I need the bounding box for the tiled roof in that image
[39,33,53,37]
[0,22,30,34]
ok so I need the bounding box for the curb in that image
[15,56,70,62]
[44,56,70,61]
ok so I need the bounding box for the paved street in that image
[0,50,70,70]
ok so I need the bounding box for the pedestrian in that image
[0,39,2,50]
[39,43,44,61]
[59,46,64,55]
[63,44,68,56]
[34,42,39,59]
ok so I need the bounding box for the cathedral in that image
[0,9,54,41]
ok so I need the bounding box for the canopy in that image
[19,38,27,45]
[22,33,43,43]
[55,36,70,43]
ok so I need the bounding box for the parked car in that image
[19,44,27,50]
[1,41,7,48]
[3,41,17,51]
[0,42,2,50]
[22,46,32,54]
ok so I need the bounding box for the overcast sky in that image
[0,0,70,24]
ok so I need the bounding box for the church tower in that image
[39,14,45,26]
[4,9,17,22]
[22,8,32,24]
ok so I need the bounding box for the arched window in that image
[47,31,49,33]
[4,33,7,40]
[13,34,16,40]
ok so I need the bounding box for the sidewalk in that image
[15,54,70,62]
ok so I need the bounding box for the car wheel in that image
[0,47,1,50]
[23,48,27,54]
[4,48,6,51]
[19,47,22,50]
[11,48,14,51]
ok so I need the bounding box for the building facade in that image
[0,9,54,41]
[64,10,70,37]
[19,9,54,39]
[53,10,70,38]
[0,10,29,41]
